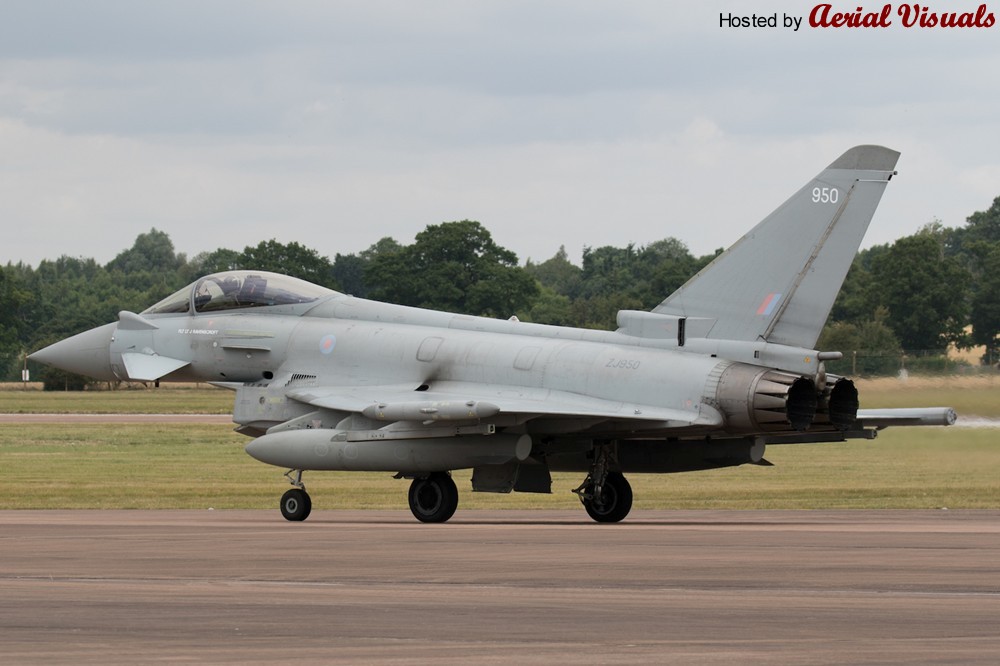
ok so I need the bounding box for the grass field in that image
[0,387,232,414]
[855,375,1000,418]
[0,424,996,511]
[1,377,997,511]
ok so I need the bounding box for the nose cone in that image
[29,323,117,381]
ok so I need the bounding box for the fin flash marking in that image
[756,293,782,316]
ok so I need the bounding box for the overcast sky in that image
[3,1,999,269]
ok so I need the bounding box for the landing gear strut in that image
[407,472,459,523]
[574,443,633,523]
[279,469,312,521]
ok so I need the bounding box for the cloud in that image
[1,1,999,268]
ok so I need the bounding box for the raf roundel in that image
[319,334,337,355]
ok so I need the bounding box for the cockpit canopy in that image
[143,271,336,315]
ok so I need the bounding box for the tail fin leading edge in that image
[653,145,900,349]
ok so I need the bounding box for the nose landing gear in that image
[279,470,312,521]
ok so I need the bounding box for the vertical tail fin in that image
[653,145,899,349]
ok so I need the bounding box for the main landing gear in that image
[407,472,459,523]
[574,443,633,523]
[579,471,633,523]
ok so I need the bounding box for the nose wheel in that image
[279,469,312,521]
[280,488,312,521]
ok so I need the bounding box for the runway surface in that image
[2,510,998,665]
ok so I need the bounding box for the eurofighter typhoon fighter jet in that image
[31,146,956,523]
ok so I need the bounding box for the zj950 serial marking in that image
[607,358,641,370]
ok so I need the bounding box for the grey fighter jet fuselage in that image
[30,146,956,523]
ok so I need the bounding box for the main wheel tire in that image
[408,473,459,523]
[280,488,312,522]
[583,471,633,523]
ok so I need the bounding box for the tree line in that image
[2,196,999,386]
